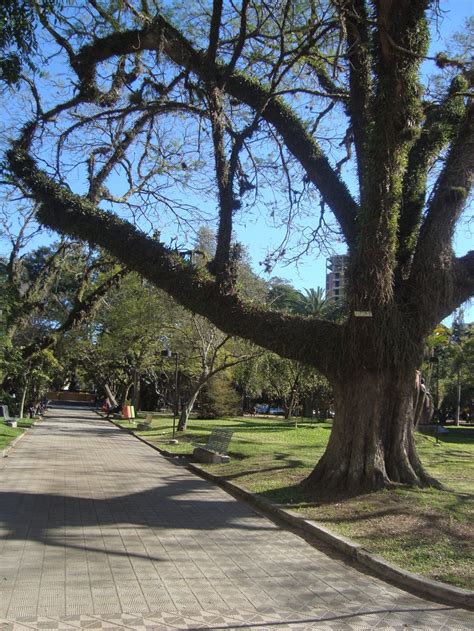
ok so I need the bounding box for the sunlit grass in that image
[120,413,473,589]
[0,417,39,450]
[0,422,24,450]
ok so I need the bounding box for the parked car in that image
[269,407,285,415]
[254,404,285,415]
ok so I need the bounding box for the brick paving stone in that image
[0,405,473,630]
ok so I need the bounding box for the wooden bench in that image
[193,427,233,464]
[0,405,18,428]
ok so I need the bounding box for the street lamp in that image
[161,349,179,440]
[429,354,440,444]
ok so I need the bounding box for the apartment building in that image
[326,255,348,301]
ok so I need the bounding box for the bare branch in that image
[71,18,359,244]
[7,140,342,376]
[207,0,223,65]
[224,0,249,77]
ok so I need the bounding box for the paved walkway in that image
[0,407,472,630]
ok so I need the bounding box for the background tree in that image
[0,206,125,350]
[424,317,474,424]
[260,353,305,419]
[84,273,170,409]
[233,353,268,414]
[0,1,56,86]
[267,279,304,312]
[4,1,474,494]
[242,349,333,420]
[169,311,257,430]
[0,220,126,408]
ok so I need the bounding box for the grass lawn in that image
[120,413,473,590]
[0,418,34,450]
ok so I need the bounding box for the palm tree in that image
[293,288,341,319]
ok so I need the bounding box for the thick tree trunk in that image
[304,368,441,495]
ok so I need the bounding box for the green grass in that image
[17,417,36,428]
[0,417,37,451]
[124,413,473,589]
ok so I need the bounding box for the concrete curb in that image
[126,430,188,459]
[1,428,26,459]
[96,413,473,611]
[102,414,189,459]
[1,417,41,459]
[188,462,474,611]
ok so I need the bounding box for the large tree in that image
[4,1,473,494]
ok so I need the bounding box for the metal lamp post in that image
[161,349,179,439]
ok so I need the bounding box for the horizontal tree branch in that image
[7,141,343,377]
[438,251,474,322]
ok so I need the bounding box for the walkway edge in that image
[1,428,26,459]
[187,461,474,611]
[1,418,43,460]
[100,414,474,611]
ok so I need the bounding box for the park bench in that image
[193,427,233,464]
[136,414,153,431]
[0,405,18,428]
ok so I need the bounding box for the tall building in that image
[326,255,348,301]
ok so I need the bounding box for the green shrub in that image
[198,373,240,419]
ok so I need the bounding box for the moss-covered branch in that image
[341,0,373,195]
[348,1,430,309]
[397,75,469,274]
[414,102,474,266]
[7,140,343,376]
[73,16,359,246]
[448,251,474,319]
[407,102,474,327]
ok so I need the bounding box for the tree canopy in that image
[2,0,473,493]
